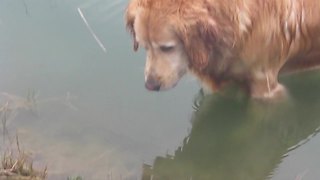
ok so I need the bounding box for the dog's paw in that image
[253,84,289,102]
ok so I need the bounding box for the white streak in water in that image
[77,7,107,53]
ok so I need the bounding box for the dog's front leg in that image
[249,69,288,101]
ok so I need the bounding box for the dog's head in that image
[125,0,219,91]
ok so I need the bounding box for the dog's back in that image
[279,0,320,73]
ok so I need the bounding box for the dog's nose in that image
[145,76,161,91]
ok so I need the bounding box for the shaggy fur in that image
[125,0,320,99]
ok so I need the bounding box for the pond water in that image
[0,0,320,180]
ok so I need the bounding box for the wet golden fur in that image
[125,0,320,99]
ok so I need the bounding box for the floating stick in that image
[77,7,107,53]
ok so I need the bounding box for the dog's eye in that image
[159,45,174,52]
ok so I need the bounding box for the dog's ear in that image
[125,1,139,51]
[177,18,218,70]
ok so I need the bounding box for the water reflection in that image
[143,72,320,180]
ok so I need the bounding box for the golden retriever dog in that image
[125,0,320,100]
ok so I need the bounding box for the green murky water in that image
[0,1,319,180]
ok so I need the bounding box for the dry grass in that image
[0,135,47,180]
[0,96,47,180]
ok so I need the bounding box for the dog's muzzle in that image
[145,75,161,91]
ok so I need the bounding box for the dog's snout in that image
[145,75,161,91]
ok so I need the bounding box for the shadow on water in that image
[142,71,320,180]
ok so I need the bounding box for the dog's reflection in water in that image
[142,72,320,180]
